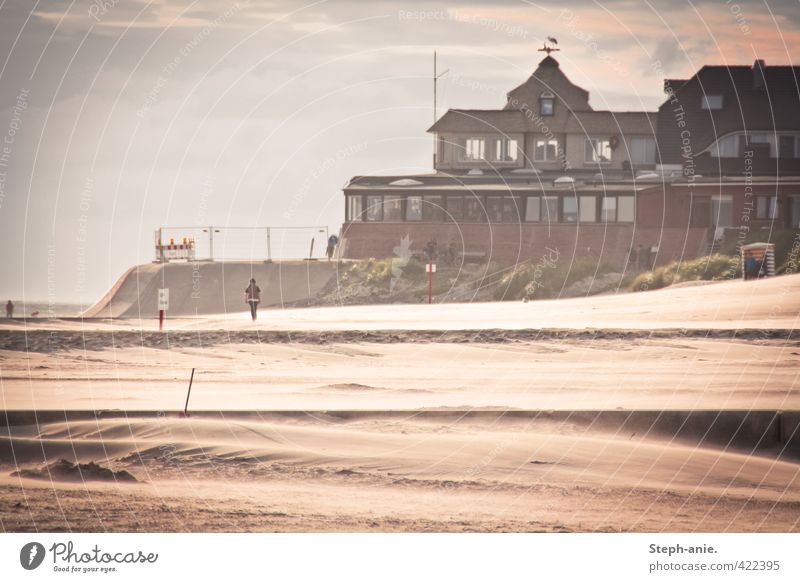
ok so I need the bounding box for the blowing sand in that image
[1,276,799,532]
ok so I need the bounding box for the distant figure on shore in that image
[244,278,261,321]
[744,255,758,280]
[424,239,438,263]
[5,300,13,319]
[326,234,339,261]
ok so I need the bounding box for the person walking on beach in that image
[5,300,13,319]
[326,234,339,261]
[244,278,261,321]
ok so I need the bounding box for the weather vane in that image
[539,37,559,55]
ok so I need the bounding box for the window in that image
[711,134,739,158]
[600,197,616,222]
[446,196,464,221]
[534,138,558,161]
[562,197,578,223]
[617,197,635,222]
[487,196,504,222]
[756,196,779,220]
[422,196,444,221]
[539,93,554,116]
[503,197,521,222]
[789,196,800,228]
[494,138,519,162]
[463,196,483,221]
[711,195,734,228]
[581,196,598,222]
[779,135,797,158]
[541,196,558,222]
[701,95,723,110]
[585,138,611,163]
[630,137,656,165]
[745,133,773,156]
[366,196,383,221]
[347,195,363,221]
[525,197,540,222]
[406,196,422,221]
[383,195,402,221]
[463,138,485,160]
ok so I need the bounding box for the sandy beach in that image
[1,275,799,532]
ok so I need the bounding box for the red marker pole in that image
[428,267,432,304]
[159,309,164,330]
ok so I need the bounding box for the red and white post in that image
[426,263,436,304]
[158,288,169,330]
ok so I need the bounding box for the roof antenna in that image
[433,50,449,167]
[539,37,560,55]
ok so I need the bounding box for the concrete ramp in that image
[84,261,337,318]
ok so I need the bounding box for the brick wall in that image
[341,221,709,268]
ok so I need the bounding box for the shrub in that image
[493,257,616,301]
[629,254,740,292]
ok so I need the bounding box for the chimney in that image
[753,59,766,90]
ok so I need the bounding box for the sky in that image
[1,0,799,304]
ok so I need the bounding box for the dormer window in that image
[701,95,723,110]
[493,138,519,162]
[463,138,485,161]
[539,92,554,116]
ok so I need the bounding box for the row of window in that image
[464,138,519,162]
[458,136,657,164]
[710,132,800,159]
[346,194,636,224]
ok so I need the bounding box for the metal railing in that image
[154,226,331,262]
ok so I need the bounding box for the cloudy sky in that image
[1,0,799,304]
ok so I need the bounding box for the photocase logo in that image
[20,542,46,570]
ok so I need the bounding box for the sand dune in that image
[2,414,799,532]
[4,274,800,333]
[1,338,797,410]
[1,274,798,532]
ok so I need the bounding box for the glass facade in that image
[346,193,636,224]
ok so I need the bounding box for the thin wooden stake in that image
[184,368,195,416]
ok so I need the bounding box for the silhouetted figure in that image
[744,255,758,280]
[5,300,13,319]
[326,234,339,261]
[245,278,261,321]
[424,239,438,263]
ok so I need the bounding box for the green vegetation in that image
[493,257,619,301]
[629,254,740,292]
[778,236,800,275]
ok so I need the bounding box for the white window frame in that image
[493,138,519,162]
[581,196,598,222]
[462,138,486,161]
[525,196,540,222]
[630,137,656,165]
[617,196,635,223]
[585,138,611,163]
[600,197,616,223]
[539,92,554,116]
[534,138,559,162]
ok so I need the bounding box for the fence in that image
[154,226,332,262]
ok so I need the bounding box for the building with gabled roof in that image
[338,55,800,271]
